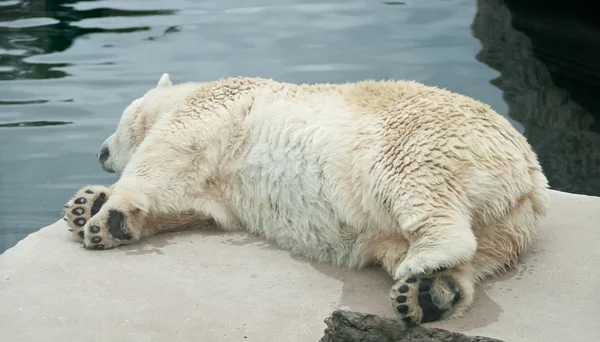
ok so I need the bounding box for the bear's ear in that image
[156,73,173,88]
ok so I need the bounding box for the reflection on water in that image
[0,120,72,127]
[472,0,600,197]
[0,0,175,80]
[0,0,598,253]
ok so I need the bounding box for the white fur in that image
[96,74,550,285]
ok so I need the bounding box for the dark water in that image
[1,0,599,253]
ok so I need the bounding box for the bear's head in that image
[98,73,178,174]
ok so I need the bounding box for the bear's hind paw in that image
[390,272,462,325]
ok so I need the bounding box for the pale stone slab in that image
[432,190,600,341]
[1,190,598,341]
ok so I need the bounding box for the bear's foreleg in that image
[63,184,207,249]
[71,132,218,249]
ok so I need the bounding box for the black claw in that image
[91,236,102,244]
[85,190,94,194]
[74,197,87,204]
[396,296,407,303]
[89,225,100,233]
[436,266,448,272]
[91,193,107,216]
[398,284,409,293]
[107,210,132,240]
[62,217,67,221]
[405,277,417,283]
[396,305,409,314]
[71,207,85,216]
[78,231,84,239]
[74,218,86,227]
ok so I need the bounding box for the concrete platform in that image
[1,190,599,341]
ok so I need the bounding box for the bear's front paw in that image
[62,185,111,242]
[82,207,137,250]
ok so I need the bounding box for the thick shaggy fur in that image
[63,74,549,325]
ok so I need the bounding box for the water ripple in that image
[0,120,73,127]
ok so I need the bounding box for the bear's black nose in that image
[98,146,110,164]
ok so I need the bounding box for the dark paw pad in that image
[74,197,87,204]
[107,210,132,240]
[71,207,85,216]
[91,236,102,244]
[417,277,460,323]
[74,218,86,227]
[91,193,107,216]
[417,283,445,322]
[418,278,432,292]
[396,305,409,314]
[391,274,461,325]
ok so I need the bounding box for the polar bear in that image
[62,73,549,326]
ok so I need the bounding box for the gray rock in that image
[320,310,504,342]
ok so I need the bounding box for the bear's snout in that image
[98,146,114,173]
[98,146,109,164]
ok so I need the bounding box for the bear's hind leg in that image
[394,210,477,279]
[390,265,475,325]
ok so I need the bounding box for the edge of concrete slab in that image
[1,190,599,341]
